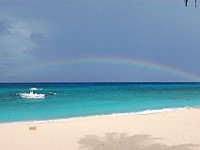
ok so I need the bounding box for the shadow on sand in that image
[79,133,199,150]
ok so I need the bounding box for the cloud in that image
[0,15,47,64]
[0,12,49,80]
[8,22,32,37]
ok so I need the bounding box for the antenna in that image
[184,0,197,7]
[185,0,188,7]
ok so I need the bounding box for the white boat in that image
[19,91,45,99]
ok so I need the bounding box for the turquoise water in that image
[1,82,200,123]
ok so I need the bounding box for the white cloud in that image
[8,22,32,37]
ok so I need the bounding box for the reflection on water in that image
[185,0,197,7]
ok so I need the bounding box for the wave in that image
[100,108,185,117]
[125,108,183,115]
[2,107,192,125]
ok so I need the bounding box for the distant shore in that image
[0,108,200,150]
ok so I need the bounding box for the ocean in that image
[0,82,200,123]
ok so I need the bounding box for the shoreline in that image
[1,108,200,150]
[0,107,188,125]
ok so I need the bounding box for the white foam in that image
[131,108,181,115]
[90,107,189,118]
[0,107,190,125]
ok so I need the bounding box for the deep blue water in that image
[0,82,200,123]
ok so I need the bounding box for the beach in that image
[0,108,200,150]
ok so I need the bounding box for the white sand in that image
[0,108,200,150]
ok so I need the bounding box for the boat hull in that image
[19,93,45,99]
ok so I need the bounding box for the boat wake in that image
[49,92,59,95]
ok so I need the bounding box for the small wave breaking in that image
[1,107,190,125]
[108,108,185,116]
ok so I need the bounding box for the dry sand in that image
[0,108,200,150]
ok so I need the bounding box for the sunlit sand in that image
[0,108,200,150]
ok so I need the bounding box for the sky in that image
[0,0,200,82]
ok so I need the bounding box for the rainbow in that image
[7,56,200,81]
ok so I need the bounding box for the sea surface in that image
[0,82,200,123]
